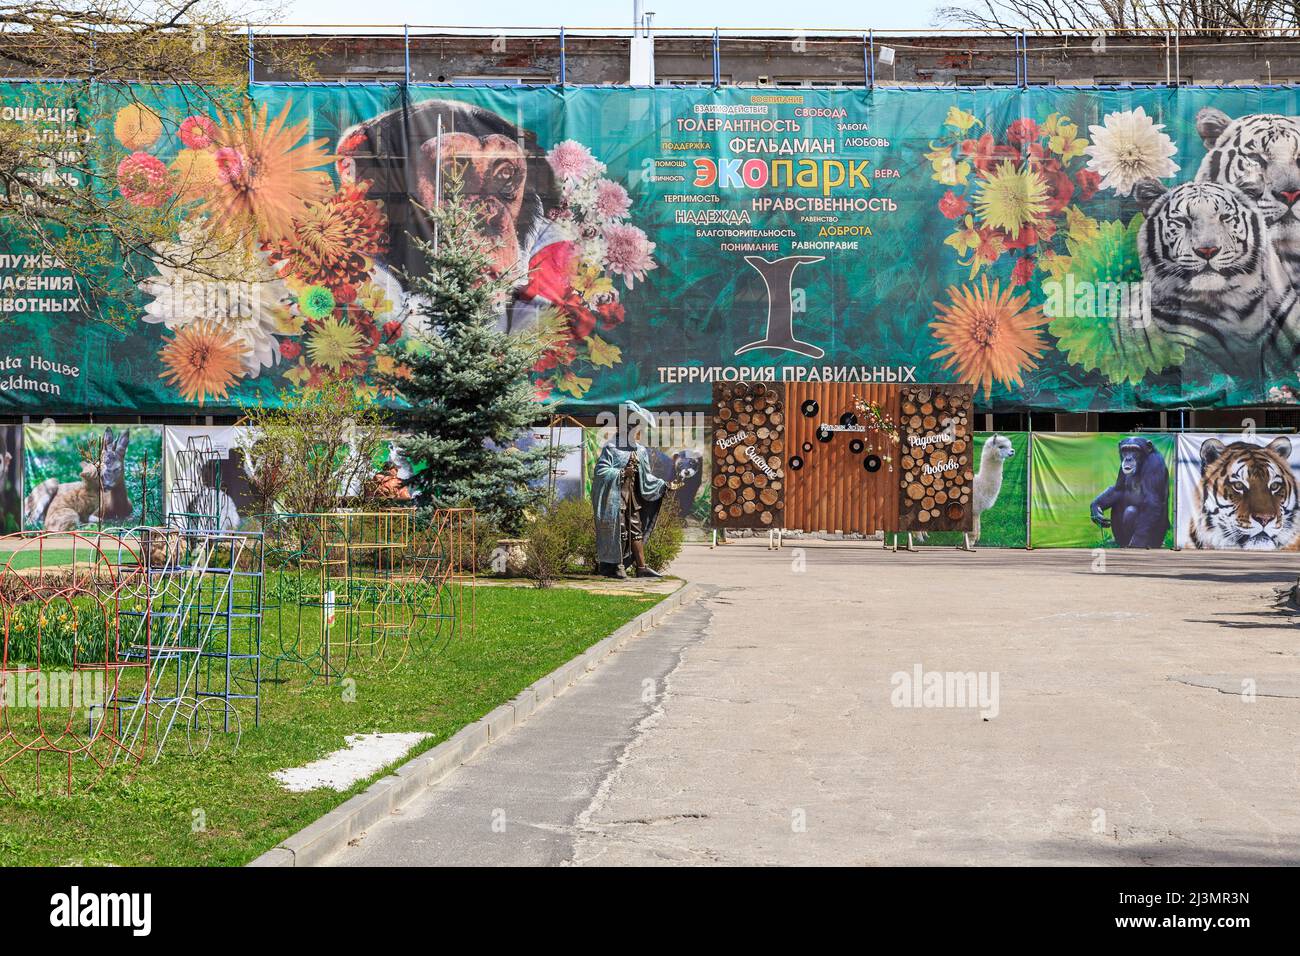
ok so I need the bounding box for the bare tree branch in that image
[0,2,314,329]
[936,0,1300,31]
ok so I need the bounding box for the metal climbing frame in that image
[343,511,418,668]
[261,511,348,684]
[409,507,476,641]
[168,435,223,531]
[262,508,475,685]
[110,527,264,762]
[0,531,152,794]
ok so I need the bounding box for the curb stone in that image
[248,580,700,867]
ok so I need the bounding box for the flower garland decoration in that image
[851,396,900,470]
[851,397,901,443]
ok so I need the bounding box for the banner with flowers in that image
[4,83,1300,414]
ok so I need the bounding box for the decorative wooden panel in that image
[782,382,900,535]
[709,382,786,528]
[897,384,975,532]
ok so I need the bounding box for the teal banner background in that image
[4,84,1300,413]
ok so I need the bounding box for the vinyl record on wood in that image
[780,382,900,536]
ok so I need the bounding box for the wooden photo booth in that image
[710,382,975,535]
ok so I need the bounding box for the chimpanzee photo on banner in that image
[1031,433,1175,549]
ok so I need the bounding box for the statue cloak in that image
[592,442,667,568]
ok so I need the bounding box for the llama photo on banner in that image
[22,423,163,531]
[893,432,1028,548]
[1031,433,1175,549]
[1176,433,1300,550]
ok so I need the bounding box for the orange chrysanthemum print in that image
[271,182,389,287]
[158,321,247,405]
[930,276,1047,400]
[197,104,335,245]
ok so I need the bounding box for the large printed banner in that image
[163,424,257,530]
[1031,432,1175,549]
[9,84,1300,413]
[1176,433,1300,550]
[899,431,1029,548]
[22,423,162,530]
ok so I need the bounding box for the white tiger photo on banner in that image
[1136,178,1291,375]
[1136,108,1300,382]
[1195,109,1300,282]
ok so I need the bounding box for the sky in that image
[276,1,949,31]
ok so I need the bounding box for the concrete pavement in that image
[327,541,1300,866]
[329,595,714,866]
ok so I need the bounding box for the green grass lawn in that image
[0,549,78,571]
[0,585,663,866]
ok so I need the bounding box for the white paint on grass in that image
[273,732,432,792]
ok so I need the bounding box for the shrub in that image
[525,493,681,584]
[237,379,390,516]
[548,497,597,571]
[524,510,567,588]
[523,498,592,586]
[645,497,684,572]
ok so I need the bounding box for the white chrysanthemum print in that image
[140,221,289,374]
[1084,106,1180,197]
